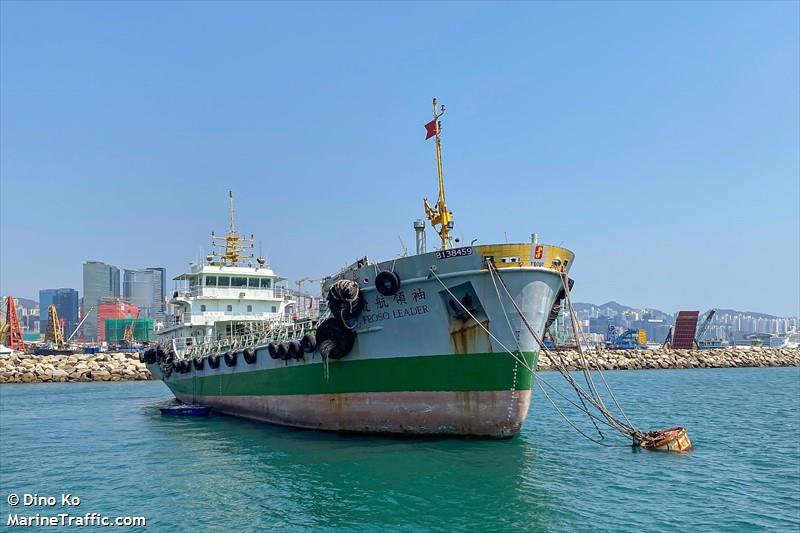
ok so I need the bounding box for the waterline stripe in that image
[167,351,537,397]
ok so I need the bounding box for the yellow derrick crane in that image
[44,304,64,347]
[123,323,134,344]
[423,98,454,250]
[209,191,256,266]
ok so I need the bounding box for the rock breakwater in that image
[537,347,799,371]
[0,347,796,384]
[0,352,153,384]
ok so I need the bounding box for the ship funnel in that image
[414,220,426,255]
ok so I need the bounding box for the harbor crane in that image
[44,304,65,347]
[295,277,319,319]
[66,306,94,343]
[694,309,716,347]
[2,296,25,351]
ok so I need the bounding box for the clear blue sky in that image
[1,1,798,316]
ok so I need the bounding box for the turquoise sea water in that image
[1,367,799,532]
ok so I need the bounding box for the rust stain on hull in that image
[174,390,532,439]
[450,320,492,354]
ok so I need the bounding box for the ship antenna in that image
[229,189,235,232]
[210,190,255,266]
[423,97,453,250]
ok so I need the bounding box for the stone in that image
[90,370,111,380]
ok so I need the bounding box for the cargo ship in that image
[143,100,574,438]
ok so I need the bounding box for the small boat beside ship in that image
[143,100,573,438]
[160,403,211,417]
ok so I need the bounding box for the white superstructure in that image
[155,192,294,351]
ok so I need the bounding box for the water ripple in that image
[1,367,798,531]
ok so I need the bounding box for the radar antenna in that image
[209,191,256,266]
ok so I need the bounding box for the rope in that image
[534,381,621,447]
[428,267,535,373]
[535,373,620,431]
[487,262,605,440]
[327,279,362,329]
[432,263,617,445]
[558,269,637,431]
[429,262,662,447]
[486,261,645,441]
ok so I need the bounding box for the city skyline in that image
[1,2,798,316]
[9,289,797,346]
[3,260,170,341]
[6,263,800,320]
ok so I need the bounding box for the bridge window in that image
[271,306,277,313]
[226,305,233,312]
[200,305,206,312]
[205,276,217,286]
[218,276,230,287]
[261,279,271,288]
[248,278,259,288]
[231,277,247,287]
[247,305,253,312]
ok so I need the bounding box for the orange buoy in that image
[638,427,693,453]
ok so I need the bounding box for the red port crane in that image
[4,296,26,351]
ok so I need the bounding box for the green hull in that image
[159,351,538,438]
[166,351,538,397]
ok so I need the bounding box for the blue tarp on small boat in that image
[159,404,211,417]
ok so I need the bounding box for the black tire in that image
[147,349,159,364]
[330,293,366,324]
[327,279,365,323]
[287,340,303,359]
[267,342,280,359]
[315,318,356,360]
[208,354,221,369]
[375,270,401,296]
[277,342,292,361]
[243,348,257,364]
[156,345,166,363]
[224,351,237,367]
[193,357,205,371]
[300,334,317,353]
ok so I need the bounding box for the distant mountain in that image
[713,309,779,320]
[572,302,786,320]
[573,301,672,320]
[12,297,37,309]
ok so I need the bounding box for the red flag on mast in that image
[424,119,437,140]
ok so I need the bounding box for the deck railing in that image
[166,317,317,358]
[172,287,288,300]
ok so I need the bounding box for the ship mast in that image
[423,97,453,250]
[210,191,255,266]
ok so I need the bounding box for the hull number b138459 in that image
[435,246,473,260]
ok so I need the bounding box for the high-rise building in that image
[97,299,139,342]
[82,261,120,341]
[123,268,166,318]
[149,267,166,308]
[38,289,80,338]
